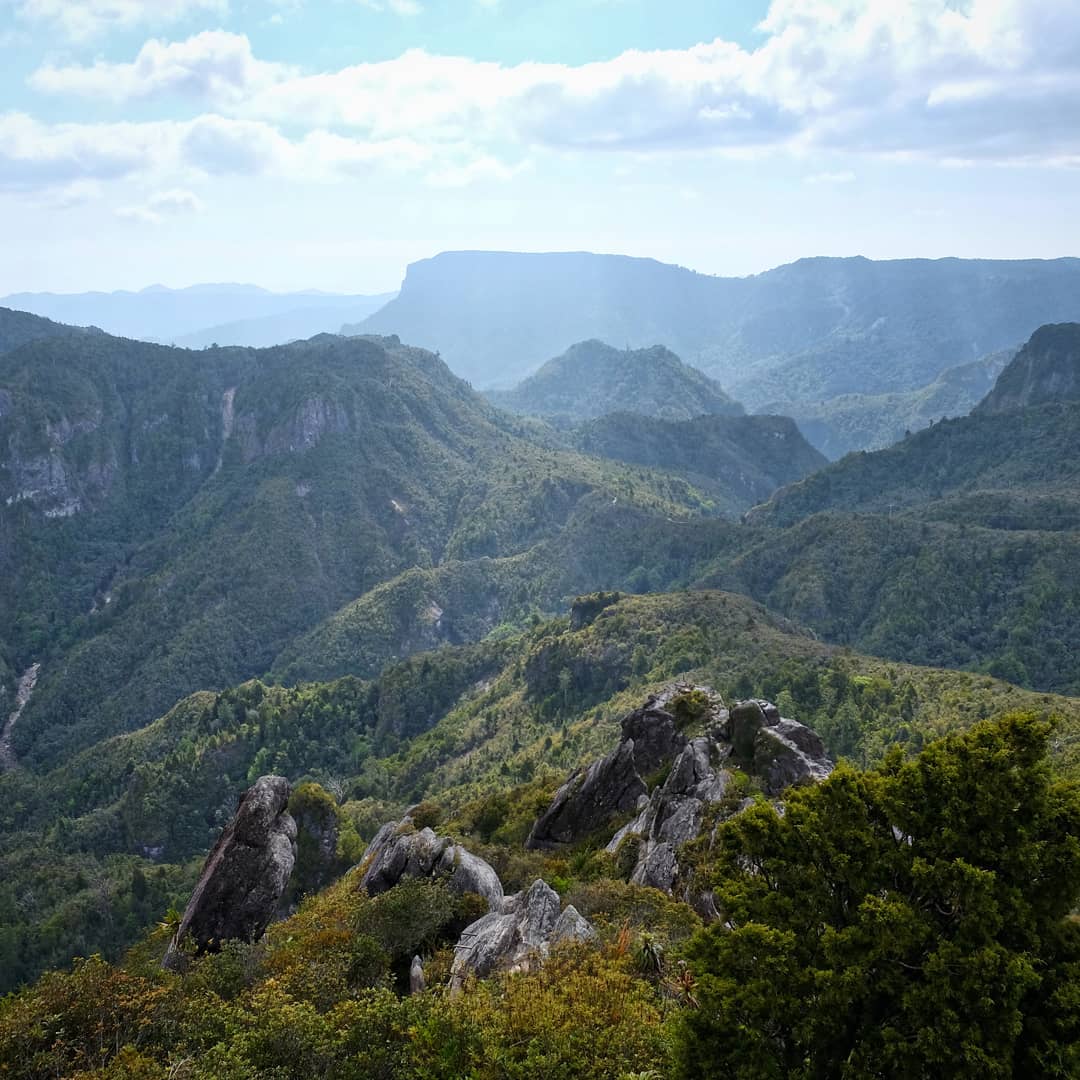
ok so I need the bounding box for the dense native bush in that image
[3,713,1080,1078]
[674,713,1080,1079]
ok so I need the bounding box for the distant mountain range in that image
[13,253,1080,458]
[350,250,1080,454]
[2,284,394,347]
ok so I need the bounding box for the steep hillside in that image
[573,413,826,516]
[3,588,1077,993]
[791,348,1014,459]
[269,500,743,685]
[976,322,1080,414]
[0,306,99,355]
[282,492,1080,699]
[750,325,1080,528]
[3,285,392,346]
[707,513,1080,693]
[488,340,743,420]
[0,329,714,770]
[353,252,1080,427]
[747,402,1080,528]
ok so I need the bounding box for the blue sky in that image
[2,0,1080,294]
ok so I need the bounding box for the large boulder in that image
[525,739,647,850]
[163,775,296,971]
[525,685,716,849]
[450,879,595,993]
[358,817,504,911]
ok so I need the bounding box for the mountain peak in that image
[489,338,743,421]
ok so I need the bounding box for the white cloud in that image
[0,110,435,191]
[0,112,169,189]
[13,0,1080,197]
[221,0,1080,166]
[116,187,204,224]
[30,31,292,104]
[13,0,228,40]
[804,170,856,184]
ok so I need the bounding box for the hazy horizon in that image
[9,248,1080,302]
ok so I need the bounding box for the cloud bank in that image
[9,0,1080,196]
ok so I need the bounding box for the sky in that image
[2,0,1080,295]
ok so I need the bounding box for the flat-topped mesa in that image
[163,776,296,972]
[450,878,596,994]
[525,684,723,850]
[357,814,504,912]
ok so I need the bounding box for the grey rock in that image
[618,691,691,777]
[608,698,831,895]
[526,739,647,850]
[357,817,503,911]
[608,735,734,893]
[526,684,721,850]
[450,879,595,992]
[754,717,832,796]
[727,699,775,760]
[434,842,504,910]
[164,776,296,971]
[728,698,832,796]
[410,955,426,994]
[551,905,597,946]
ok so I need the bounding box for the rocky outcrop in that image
[727,700,832,795]
[532,690,833,901]
[450,879,596,993]
[526,740,647,850]
[569,591,623,630]
[607,735,735,894]
[0,662,40,772]
[358,817,504,911]
[235,395,352,462]
[525,686,716,849]
[163,776,296,971]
